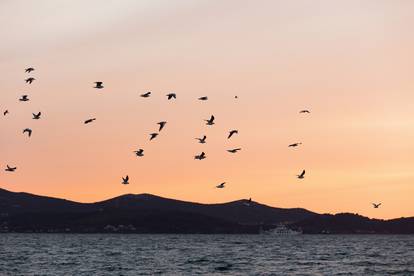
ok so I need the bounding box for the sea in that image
[0,234,413,275]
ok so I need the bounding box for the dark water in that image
[0,234,413,275]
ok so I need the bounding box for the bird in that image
[195,135,207,144]
[149,133,158,141]
[194,152,206,160]
[372,203,382,209]
[3,110,9,116]
[198,96,208,101]
[84,118,96,124]
[133,149,144,157]
[122,175,129,185]
[289,143,302,147]
[235,95,238,99]
[25,77,35,84]
[227,148,241,153]
[216,182,225,188]
[205,115,215,125]
[300,110,310,113]
[166,93,176,100]
[5,165,17,172]
[32,112,41,120]
[228,130,238,139]
[141,92,151,98]
[19,95,29,102]
[297,170,306,179]
[25,67,35,73]
[94,82,104,89]
[157,121,167,131]
[23,128,32,137]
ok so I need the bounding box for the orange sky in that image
[1,1,414,219]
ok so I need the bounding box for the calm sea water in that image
[0,234,413,275]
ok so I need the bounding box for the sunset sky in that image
[1,0,414,219]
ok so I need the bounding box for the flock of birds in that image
[3,67,382,209]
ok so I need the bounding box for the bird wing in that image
[300,170,305,177]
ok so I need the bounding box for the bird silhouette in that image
[25,77,35,84]
[166,93,176,100]
[25,67,35,73]
[133,149,144,157]
[23,128,32,137]
[84,118,96,124]
[3,110,8,116]
[297,170,305,179]
[94,82,104,89]
[5,165,17,172]
[205,115,215,125]
[194,152,206,160]
[149,133,159,141]
[32,112,41,120]
[216,182,225,188]
[228,130,238,139]
[141,92,151,98]
[300,110,310,113]
[372,203,382,208]
[195,135,207,144]
[198,96,208,101]
[19,95,29,102]
[289,143,302,147]
[235,95,238,99]
[158,121,167,131]
[122,175,129,185]
[227,148,241,153]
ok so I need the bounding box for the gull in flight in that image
[32,112,41,120]
[94,82,104,89]
[122,175,129,185]
[25,77,35,84]
[84,118,96,124]
[19,95,29,102]
[300,110,310,113]
[158,121,167,131]
[23,128,32,137]
[289,143,302,148]
[166,93,176,100]
[297,170,305,179]
[228,130,238,139]
[372,203,382,209]
[216,182,225,189]
[3,110,9,116]
[195,135,207,144]
[149,133,159,141]
[133,149,144,157]
[227,148,241,153]
[25,67,35,73]
[5,165,17,172]
[194,152,206,160]
[198,96,208,101]
[141,92,151,98]
[205,115,215,125]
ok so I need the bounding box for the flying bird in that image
[133,149,144,157]
[235,95,238,99]
[141,92,151,98]
[25,77,35,84]
[216,182,225,189]
[19,95,29,102]
[122,175,129,185]
[166,93,176,100]
[198,96,208,101]
[195,135,207,144]
[84,118,96,124]
[23,128,32,137]
[300,110,310,113]
[157,121,167,131]
[5,165,17,172]
[194,152,206,160]
[32,112,41,120]
[25,67,35,73]
[289,143,302,148]
[205,115,215,125]
[372,203,382,209]
[227,148,241,153]
[94,82,104,89]
[228,130,238,139]
[3,110,8,116]
[297,170,306,179]
[149,133,158,141]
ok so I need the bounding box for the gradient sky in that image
[1,0,414,219]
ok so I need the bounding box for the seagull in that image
[216,182,225,189]
[205,115,215,125]
[141,92,151,98]
[23,128,32,137]
[25,77,35,84]
[289,143,302,147]
[195,135,207,144]
[19,95,29,102]
[300,110,310,113]
[149,133,158,141]
[122,175,129,185]
[166,93,176,100]
[84,118,96,124]
[25,67,35,73]
[157,121,167,131]
[194,152,206,160]
[32,112,41,120]
[198,96,208,101]
[372,203,382,209]
[3,110,9,116]
[297,170,305,179]
[228,130,238,139]
[94,82,104,89]
[5,165,17,172]
[227,148,241,153]
[133,149,144,157]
